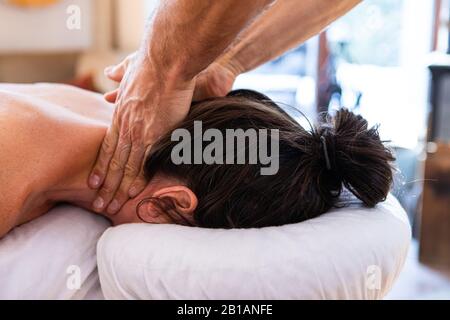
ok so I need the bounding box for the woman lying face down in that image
[114,89,395,228]
[0,84,394,236]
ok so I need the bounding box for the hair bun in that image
[315,109,395,207]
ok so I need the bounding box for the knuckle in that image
[118,140,132,153]
[109,158,124,172]
[117,144,132,164]
[124,163,138,176]
[101,139,115,154]
[100,184,115,197]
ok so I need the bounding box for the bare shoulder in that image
[0,83,113,124]
[0,82,101,99]
[0,85,108,236]
[0,85,107,180]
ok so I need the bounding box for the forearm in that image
[142,0,275,82]
[217,0,361,75]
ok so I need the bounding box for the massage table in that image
[0,194,410,300]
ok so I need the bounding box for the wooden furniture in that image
[420,143,450,268]
[419,60,450,269]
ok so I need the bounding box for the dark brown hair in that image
[143,89,395,229]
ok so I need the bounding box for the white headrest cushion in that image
[97,194,410,300]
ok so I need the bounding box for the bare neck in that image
[44,160,99,210]
[43,142,110,221]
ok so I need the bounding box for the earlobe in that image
[136,198,161,221]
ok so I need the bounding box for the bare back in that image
[0,83,113,236]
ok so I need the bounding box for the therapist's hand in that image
[192,62,237,101]
[89,51,195,215]
[104,54,237,104]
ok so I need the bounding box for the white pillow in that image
[0,206,110,300]
[97,194,411,300]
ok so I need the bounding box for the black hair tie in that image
[320,135,332,171]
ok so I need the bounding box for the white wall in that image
[92,0,114,52]
[115,0,159,51]
[0,0,93,53]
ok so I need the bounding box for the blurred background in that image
[0,0,449,299]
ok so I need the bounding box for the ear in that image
[136,186,197,225]
[150,186,198,224]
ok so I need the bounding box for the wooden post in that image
[419,143,450,269]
